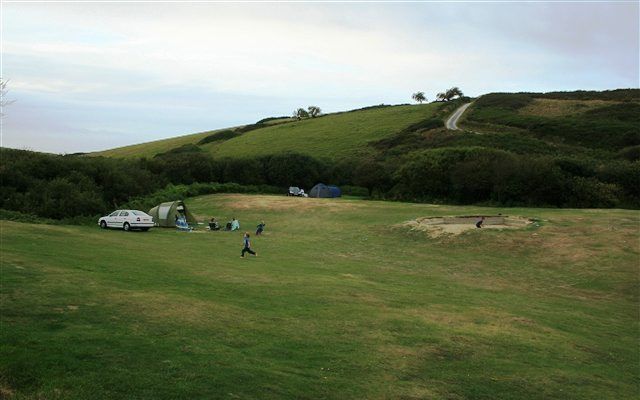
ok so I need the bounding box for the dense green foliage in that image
[0,148,339,220]
[0,148,163,219]
[2,195,638,398]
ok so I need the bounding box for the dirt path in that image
[445,102,472,130]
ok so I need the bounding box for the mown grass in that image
[1,194,638,399]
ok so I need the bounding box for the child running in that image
[241,232,258,258]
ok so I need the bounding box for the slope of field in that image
[208,103,442,160]
[93,103,443,160]
[1,194,638,399]
[94,128,227,159]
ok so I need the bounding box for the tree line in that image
[2,141,638,222]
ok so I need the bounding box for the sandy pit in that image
[403,215,534,237]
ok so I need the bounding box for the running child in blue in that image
[241,232,257,258]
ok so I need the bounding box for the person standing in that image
[241,232,257,258]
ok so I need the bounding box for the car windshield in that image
[131,211,148,216]
[109,211,119,217]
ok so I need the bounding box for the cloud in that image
[2,2,638,153]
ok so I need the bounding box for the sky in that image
[1,1,638,154]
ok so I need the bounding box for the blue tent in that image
[310,183,341,198]
[328,185,342,198]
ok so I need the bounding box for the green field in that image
[207,104,441,160]
[2,194,638,399]
[93,128,229,159]
[93,103,443,160]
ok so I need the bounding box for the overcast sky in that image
[2,1,638,154]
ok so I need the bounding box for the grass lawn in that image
[1,195,638,399]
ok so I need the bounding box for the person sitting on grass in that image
[209,217,220,231]
[241,232,257,258]
[256,221,266,236]
[176,215,191,231]
[231,217,240,231]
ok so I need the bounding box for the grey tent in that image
[309,183,332,198]
[148,200,197,227]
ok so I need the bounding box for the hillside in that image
[461,89,640,153]
[93,103,446,160]
[3,89,638,219]
[2,194,638,399]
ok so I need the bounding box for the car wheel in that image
[100,221,107,229]
[123,222,131,231]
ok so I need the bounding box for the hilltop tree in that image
[445,87,464,100]
[412,92,426,104]
[437,87,464,101]
[307,106,322,118]
[293,108,309,120]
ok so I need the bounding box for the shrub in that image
[197,130,240,145]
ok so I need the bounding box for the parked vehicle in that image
[98,210,154,231]
[288,187,308,197]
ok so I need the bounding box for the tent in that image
[148,200,197,227]
[309,183,341,198]
[328,185,342,198]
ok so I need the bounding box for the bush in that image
[340,186,369,197]
[255,116,290,124]
[197,130,240,145]
[566,177,621,208]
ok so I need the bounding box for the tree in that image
[445,87,464,101]
[293,108,309,120]
[307,106,322,118]
[412,92,426,104]
[1,78,15,117]
[435,87,464,102]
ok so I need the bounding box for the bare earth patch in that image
[402,215,533,237]
[518,98,616,117]
[211,194,362,212]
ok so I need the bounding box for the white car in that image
[98,210,154,231]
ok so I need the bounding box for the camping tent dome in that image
[310,183,341,198]
[148,200,196,227]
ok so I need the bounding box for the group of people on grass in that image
[205,217,266,258]
[207,217,238,231]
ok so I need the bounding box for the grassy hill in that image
[92,90,639,163]
[94,128,230,159]
[1,194,638,399]
[93,103,445,161]
[461,89,640,153]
